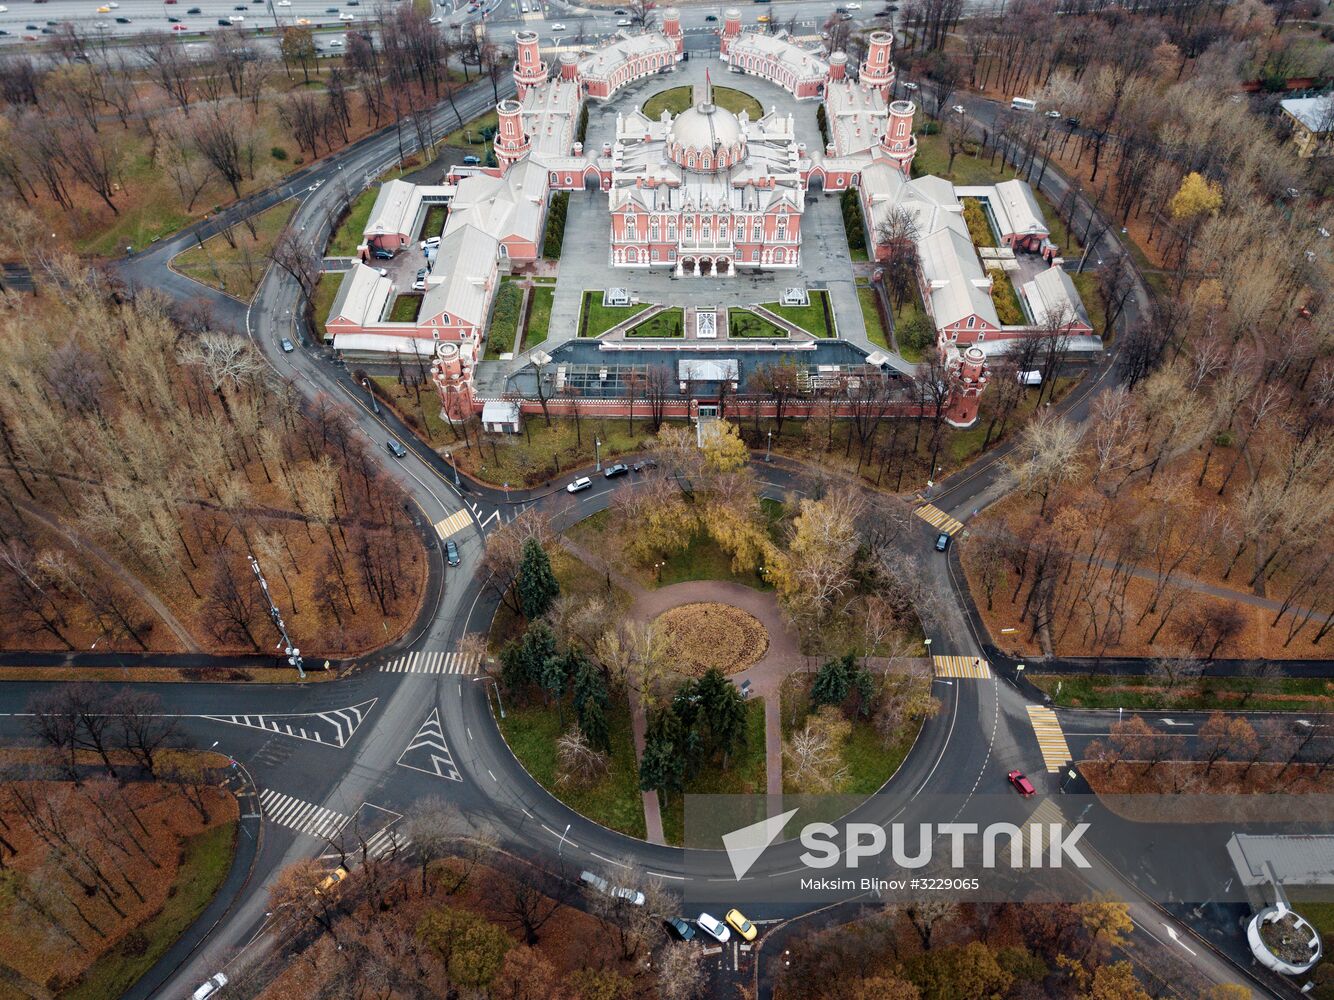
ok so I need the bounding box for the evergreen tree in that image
[572,653,607,719]
[511,620,557,690]
[580,696,611,754]
[540,649,568,723]
[695,668,748,769]
[517,538,560,620]
[811,654,855,707]
[639,710,685,797]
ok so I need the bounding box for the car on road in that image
[1045,109,1061,118]
[704,12,716,19]
[167,15,181,21]
[903,81,918,90]
[114,15,129,21]
[462,154,481,165]
[725,908,758,941]
[603,463,629,478]
[952,104,965,114]
[631,459,657,472]
[566,476,593,494]
[95,4,109,10]
[579,870,610,894]
[666,916,695,941]
[317,866,348,894]
[697,912,731,943]
[192,974,229,1000]
[1008,770,1036,796]
[25,23,37,29]
[413,268,427,291]
[339,11,354,19]
[756,13,770,21]
[172,22,188,29]
[39,25,53,31]
[934,532,950,552]
[329,37,343,45]
[188,6,202,12]
[280,337,295,353]
[1065,116,1080,128]
[845,1,861,7]
[228,14,243,21]
[445,539,460,567]
[233,4,246,8]
[613,6,628,12]
[616,17,631,25]
[277,0,291,4]
[550,21,564,29]
[386,439,407,459]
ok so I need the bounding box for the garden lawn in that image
[729,309,788,338]
[389,293,423,322]
[642,85,762,119]
[420,204,448,241]
[443,108,498,149]
[760,290,833,337]
[891,286,931,363]
[989,267,1026,325]
[371,374,453,443]
[64,821,237,1000]
[913,132,1020,185]
[857,283,890,349]
[1030,674,1334,714]
[499,696,646,840]
[484,280,523,359]
[627,308,685,338]
[1069,270,1106,335]
[455,416,660,486]
[311,272,344,340]
[581,290,654,337]
[328,185,380,257]
[661,699,767,846]
[171,200,297,300]
[524,285,555,349]
[962,197,994,247]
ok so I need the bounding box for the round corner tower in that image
[720,8,742,55]
[880,99,917,176]
[513,30,548,96]
[859,30,896,96]
[661,6,683,55]
[828,51,847,83]
[559,50,579,83]
[945,346,989,428]
[495,99,530,170]
[431,341,476,424]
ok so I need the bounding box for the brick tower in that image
[513,30,548,96]
[431,341,477,423]
[720,8,742,56]
[559,50,579,83]
[828,51,847,83]
[880,99,917,176]
[494,99,530,171]
[859,30,896,97]
[944,346,989,428]
[661,6,683,57]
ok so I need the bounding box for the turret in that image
[944,346,989,428]
[494,99,530,171]
[513,30,548,95]
[880,99,917,176]
[661,6,683,56]
[559,50,579,82]
[859,30,896,97]
[720,7,742,55]
[828,51,847,83]
[431,341,477,423]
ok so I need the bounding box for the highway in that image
[0,60,1312,1000]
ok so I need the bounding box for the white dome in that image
[669,103,744,157]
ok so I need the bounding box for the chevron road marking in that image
[915,503,965,536]
[932,655,992,679]
[433,508,473,540]
[259,788,350,841]
[379,651,481,675]
[199,698,377,748]
[396,708,462,781]
[1026,705,1073,772]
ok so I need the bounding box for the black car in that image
[25,24,38,30]
[603,463,629,478]
[666,917,695,941]
[444,540,460,567]
[114,15,130,21]
[386,439,407,459]
[188,6,202,11]
[372,248,394,260]
[218,18,231,24]
[168,15,181,21]
[934,532,950,552]
[1065,116,1080,128]
[704,13,716,20]
[631,459,657,472]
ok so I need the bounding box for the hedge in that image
[841,188,866,252]
[544,191,569,259]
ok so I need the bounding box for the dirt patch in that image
[654,602,769,675]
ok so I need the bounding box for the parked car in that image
[1008,770,1036,796]
[445,539,460,567]
[1065,116,1080,128]
[421,235,441,250]
[1045,109,1062,118]
[550,21,564,29]
[666,916,696,941]
[696,913,731,943]
[934,532,950,552]
[631,459,657,472]
[317,866,348,894]
[372,247,394,260]
[413,268,427,291]
[386,439,407,459]
[566,476,593,493]
[192,974,229,1000]
[603,463,629,478]
[725,909,758,942]
[462,154,481,165]
[280,337,294,353]
[329,37,343,46]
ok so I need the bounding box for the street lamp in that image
[445,450,460,487]
[765,429,772,462]
[595,437,602,472]
[249,555,304,678]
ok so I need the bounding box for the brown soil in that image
[654,602,770,675]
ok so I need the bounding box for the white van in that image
[1010,97,1036,112]
[1017,369,1042,386]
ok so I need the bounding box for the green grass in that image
[420,204,448,241]
[64,821,237,1000]
[913,132,1021,186]
[962,197,995,247]
[458,416,662,487]
[484,280,523,359]
[388,293,423,322]
[371,374,452,443]
[857,283,890,349]
[524,285,554,350]
[642,85,762,120]
[499,696,646,840]
[988,267,1026,325]
[443,108,498,149]
[1030,674,1334,714]
[729,309,788,338]
[171,200,297,300]
[658,527,772,590]
[626,308,685,338]
[760,290,833,337]
[891,284,932,363]
[328,185,380,257]
[1289,898,1334,1000]
[1068,270,1105,335]
[580,290,654,337]
[311,271,343,340]
[661,699,767,846]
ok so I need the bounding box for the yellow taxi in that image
[756,12,770,21]
[725,908,757,942]
[96,5,110,11]
[316,866,348,895]
[296,16,310,23]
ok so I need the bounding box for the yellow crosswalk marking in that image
[1025,705,1072,772]
[1019,799,1067,857]
[915,503,964,536]
[932,655,992,679]
[433,509,473,540]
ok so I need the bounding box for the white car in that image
[550,22,565,30]
[846,1,861,7]
[616,17,630,25]
[1045,109,1062,118]
[612,886,645,906]
[952,104,965,114]
[107,1,118,6]
[566,476,592,494]
[339,11,354,18]
[329,37,343,45]
[192,973,229,1000]
[421,236,441,250]
[276,0,290,5]
[228,14,244,21]
[697,912,731,943]
[0,7,9,13]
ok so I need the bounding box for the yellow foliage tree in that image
[701,421,749,474]
[1169,172,1222,222]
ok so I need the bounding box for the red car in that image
[1007,770,1036,796]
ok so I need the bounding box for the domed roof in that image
[669,103,744,156]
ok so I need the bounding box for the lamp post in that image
[445,450,460,486]
[595,437,602,472]
[765,429,772,462]
[249,555,304,678]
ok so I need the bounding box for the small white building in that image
[481,400,523,434]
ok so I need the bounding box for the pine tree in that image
[572,652,606,719]
[639,710,685,797]
[695,668,747,769]
[811,653,856,708]
[580,696,610,754]
[517,538,560,621]
[540,650,568,723]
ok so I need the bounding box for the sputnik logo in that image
[722,809,799,881]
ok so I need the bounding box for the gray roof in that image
[1228,834,1334,887]
[1021,265,1089,329]
[1281,96,1334,133]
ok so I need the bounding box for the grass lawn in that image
[420,204,448,241]
[1289,898,1334,1000]
[642,85,762,120]
[989,267,1026,325]
[388,293,423,322]
[1030,674,1334,714]
[64,821,237,1000]
[627,308,685,338]
[524,285,555,350]
[484,280,523,359]
[455,415,662,486]
[1069,270,1106,335]
[857,283,890,349]
[661,699,767,846]
[371,373,453,443]
[760,290,833,337]
[498,696,646,840]
[729,309,788,338]
[311,272,344,340]
[443,108,498,149]
[581,290,654,337]
[171,200,296,300]
[891,287,931,363]
[328,184,379,257]
[914,132,1020,186]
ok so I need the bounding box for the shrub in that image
[899,314,936,350]
[576,102,590,144]
[270,146,289,161]
[543,191,569,259]
[918,121,940,135]
[841,188,865,251]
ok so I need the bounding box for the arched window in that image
[774,247,785,263]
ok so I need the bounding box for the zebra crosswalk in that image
[933,655,992,679]
[1019,799,1067,857]
[433,509,473,541]
[379,651,482,675]
[364,827,412,861]
[259,788,349,841]
[915,503,965,536]
[1025,705,1072,772]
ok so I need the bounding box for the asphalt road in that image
[0,72,1309,1000]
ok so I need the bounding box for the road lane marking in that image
[932,655,992,679]
[914,502,964,535]
[379,651,481,675]
[1025,705,1072,772]
[395,708,462,781]
[259,788,350,841]
[433,508,474,540]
